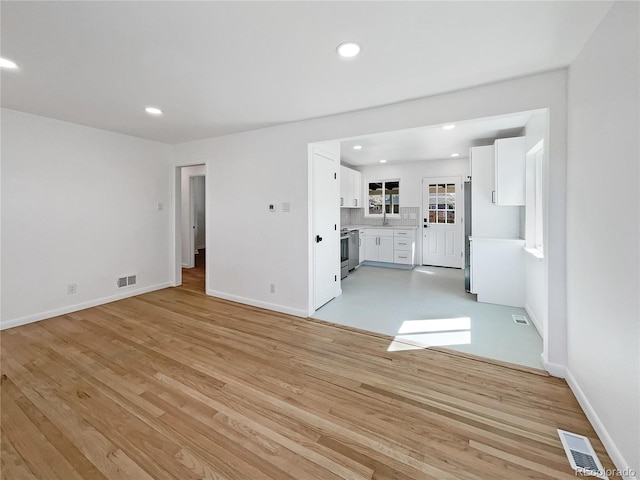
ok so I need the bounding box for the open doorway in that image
[308,110,549,370]
[177,164,206,292]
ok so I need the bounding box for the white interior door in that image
[422,176,463,268]
[192,175,206,251]
[313,149,339,309]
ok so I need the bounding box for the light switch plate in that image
[282,202,290,213]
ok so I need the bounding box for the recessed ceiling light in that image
[145,107,163,115]
[442,124,456,130]
[0,57,18,69]
[451,153,460,157]
[353,145,362,150]
[379,159,387,163]
[337,42,361,58]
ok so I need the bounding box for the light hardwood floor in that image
[1,262,615,479]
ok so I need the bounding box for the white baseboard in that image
[206,289,307,318]
[524,303,542,337]
[565,369,638,480]
[0,282,172,331]
[540,353,567,378]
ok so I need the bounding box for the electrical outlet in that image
[269,204,276,212]
[67,283,77,294]
[270,283,276,293]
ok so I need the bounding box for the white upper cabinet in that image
[470,145,520,238]
[351,169,362,208]
[340,165,348,208]
[340,165,362,208]
[494,137,525,206]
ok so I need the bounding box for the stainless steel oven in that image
[340,233,349,279]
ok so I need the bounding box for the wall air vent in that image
[117,275,137,288]
[512,314,530,325]
[557,429,608,479]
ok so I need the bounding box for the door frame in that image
[307,142,341,316]
[172,163,207,288]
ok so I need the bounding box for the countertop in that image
[341,225,419,231]
[469,236,525,243]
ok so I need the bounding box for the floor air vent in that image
[557,429,608,479]
[512,314,530,325]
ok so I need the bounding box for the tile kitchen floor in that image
[312,264,544,370]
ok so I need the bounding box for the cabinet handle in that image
[398,255,407,259]
[354,199,357,206]
[398,242,407,245]
[491,191,496,204]
[340,197,344,206]
[359,238,361,246]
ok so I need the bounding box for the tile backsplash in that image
[340,209,351,225]
[343,207,419,227]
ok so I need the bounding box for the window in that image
[525,141,544,255]
[534,148,544,251]
[427,182,456,224]
[368,180,400,216]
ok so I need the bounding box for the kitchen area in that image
[312,110,548,369]
[339,165,420,281]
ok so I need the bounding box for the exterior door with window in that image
[422,177,463,268]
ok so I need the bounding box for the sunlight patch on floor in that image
[388,317,471,351]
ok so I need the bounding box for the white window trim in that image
[534,148,544,252]
[525,140,544,258]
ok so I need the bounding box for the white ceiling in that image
[340,111,537,165]
[1,1,612,144]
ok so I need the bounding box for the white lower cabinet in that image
[365,229,393,262]
[393,238,413,264]
[379,236,394,263]
[470,237,524,307]
[364,228,415,265]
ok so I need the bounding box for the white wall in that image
[173,69,569,364]
[358,158,468,261]
[358,158,468,212]
[1,109,174,328]
[566,2,639,477]
[180,164,206,266]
